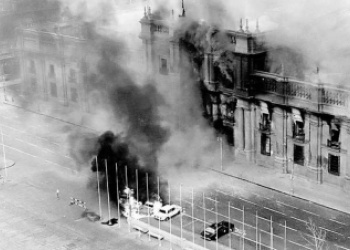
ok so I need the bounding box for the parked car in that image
[153,204,182,221]
[101,218,118,226]
[200,221,235,240]
[82,210,100,222]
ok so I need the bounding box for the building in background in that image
[0,0,90,114]
[139,6,350,192]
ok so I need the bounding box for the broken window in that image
[223,126,234,146]
[328,154,340,176]
[261,134,271,156]
[328,123,341,149]
[293,121,305,140]
[293,145,304,166]
[292,108,304,140]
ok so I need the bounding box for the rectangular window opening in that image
[159,58,168,74]
[50,82,57,97]
[261,134,271,156]
[328,154,340,176]
[294,145,304,166]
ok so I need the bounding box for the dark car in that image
[200,221,235,240]
[101,218,118,226]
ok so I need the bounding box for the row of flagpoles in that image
[93,155,281,250]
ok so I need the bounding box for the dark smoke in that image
[91,131,165,203]
[79,21,170,203]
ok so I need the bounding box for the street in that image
[0,103,350,250]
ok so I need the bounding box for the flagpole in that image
[1,123,7,182]
[158,176,161,246]
[243,206,245,250]
[125,165,130,232]
[116,163,120,228]
[229,202,232,249]
[168,180,172,250]
[105,159,111,222]
[220,136,223,171]
[256,211,258,250]
[270,216,273,250]
[180,184,183,248]
[203,193,206,249]
[146,172,150,241]
[96,156,102,219]
[216,198,218,250]
[136,169,140,237]
[192,187,195,248]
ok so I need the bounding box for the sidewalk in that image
[212,158,350,214]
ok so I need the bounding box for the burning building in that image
[139,4,350,192]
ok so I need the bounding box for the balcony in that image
[259,123,271,134]
[327,139,341,150]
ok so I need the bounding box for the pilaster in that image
[273,106,287,171]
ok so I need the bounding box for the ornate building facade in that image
[0,0,91,114]
[139,7,350,191]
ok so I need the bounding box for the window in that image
[328,154,340,176]
[294,145,304,166]
[261,134,271,156]
[262,113,269,126]
[159,58,168,74]
[50,82,57,97]
[49,64,55,78]
[69,69,77,83]
[30,77,37,90]
[293,121,305,140]
[330,124,340,142]
[29,60,36,74]
[223,126,234,146]
[70,87,78,102]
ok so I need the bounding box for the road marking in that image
[319,227,345,237]
[3,144,73,171]
[290,216,308,223]
[2,134,72,160]
[263,206,286,216]
[329,218,348,226]
[182,220,194,228]
[215,188,258,207]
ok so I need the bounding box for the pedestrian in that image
[56,189,60,200]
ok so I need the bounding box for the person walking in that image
[56,189,60,200]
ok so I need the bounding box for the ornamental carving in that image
[287,81,311,100]
[323,90,346,107]
[261,78,277,93]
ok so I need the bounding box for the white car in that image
[153,204,182,221]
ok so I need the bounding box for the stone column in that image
[286,112,294,173]
[234,104,244,155]
[41,59,48,101]
[346,125,350,185]
[244,105,253,161]
[309,114,322,183]
[273,106,287,171]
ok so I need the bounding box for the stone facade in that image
[139,9,350,191]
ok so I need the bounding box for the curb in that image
[0,159,15,169]
[129,218,234,250]
[211,168,350,215]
